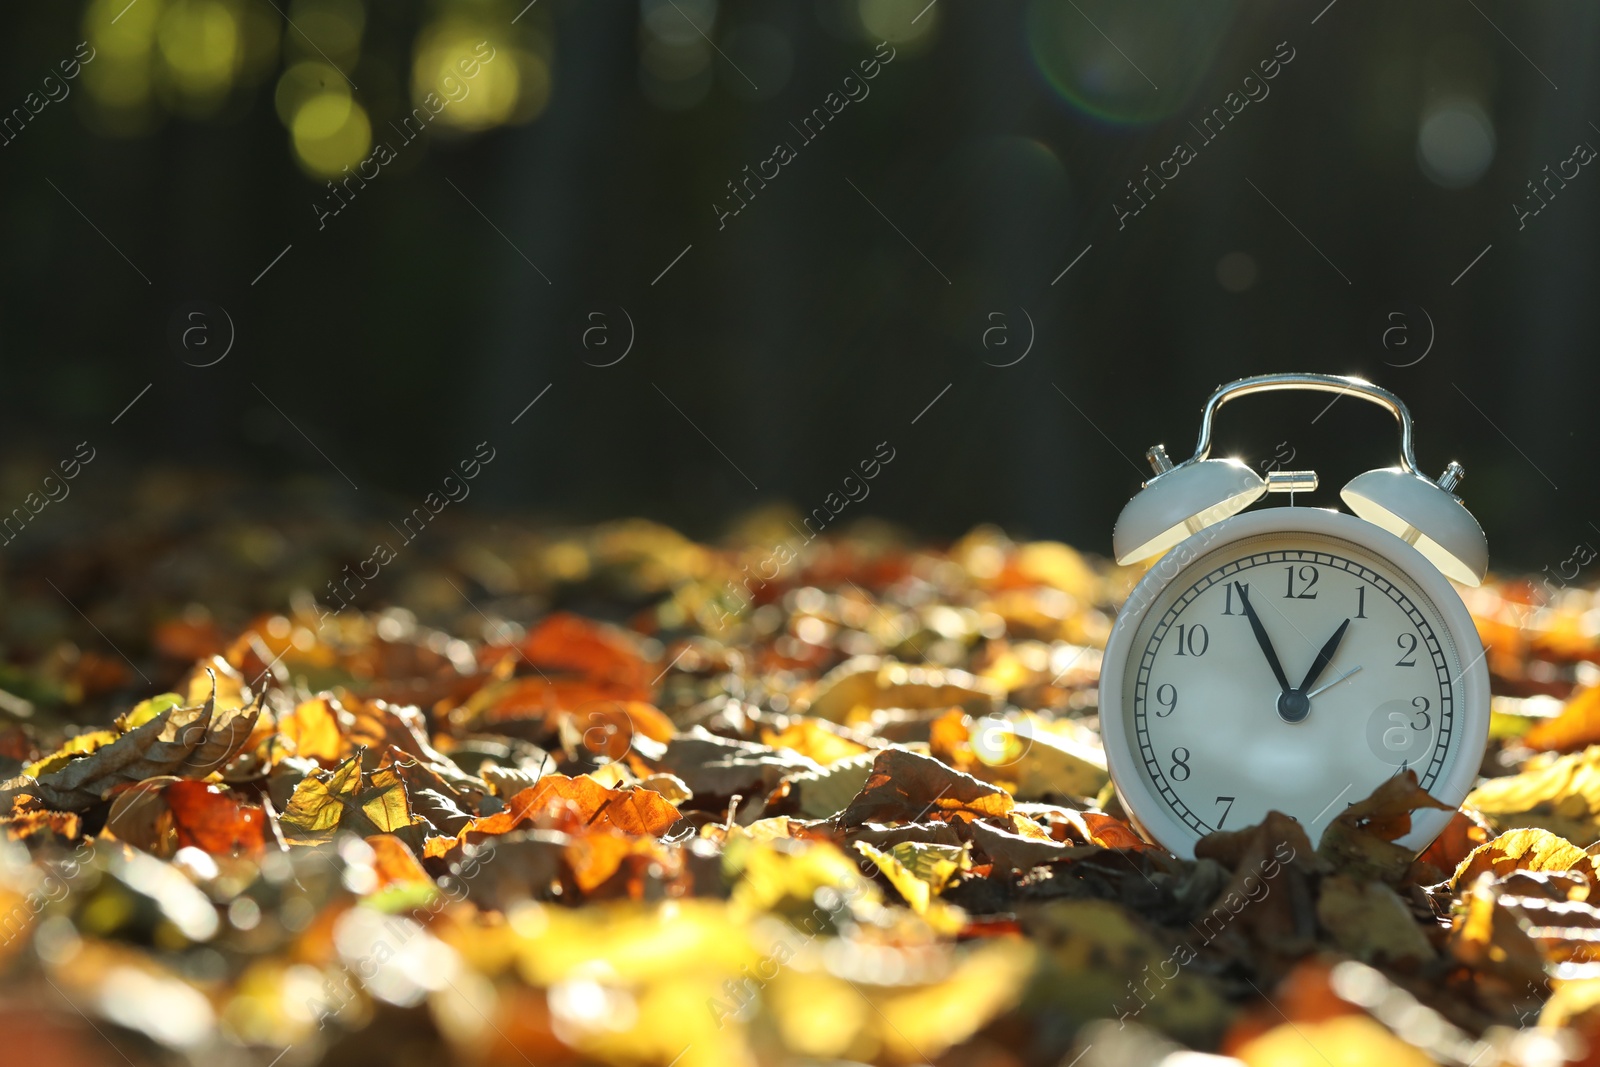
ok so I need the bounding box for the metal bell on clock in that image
[1111,373,1489,586]
[1112,452,1265,565]
[1341,462,1486,586]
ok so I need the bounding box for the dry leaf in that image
[1315,874,1434,964]
[800,656,1001,722]
[1317,771,1451,883]
[0,678,260,810]
[1451,827,1600,892]
[1526,686,1600,753]
[837,748,1014,827]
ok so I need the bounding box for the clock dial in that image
[1122,531,1470,847]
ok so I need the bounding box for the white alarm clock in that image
[1098,374,1490,858]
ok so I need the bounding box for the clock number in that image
[1222,582,1247,615]
[1170,747,1191,781]
[1155,683,1178,716]
[1284,565,1319,599]
[1174,623,1209,657]
[1355,586,1367,619]
[1382,700,1432,749]
[1215,795,1236,827]
[1396,632,1418,667]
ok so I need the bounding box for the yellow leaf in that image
[119,692,185,731]
[1452,827,1599,892]
[854,840,966,933]
[278,697,345,763]
[22,729,118,779]
[1237,1015,1434,1067]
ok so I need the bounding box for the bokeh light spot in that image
[275,60,348,126]
[157,0,241,104]
[1026,0,1232,126]
[412,26,540,131]
[1417,100,1495,189]
[291,93,370,177]
[857,0,938,46]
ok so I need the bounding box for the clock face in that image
[1103,513,1487,856]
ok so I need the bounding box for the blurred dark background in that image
[1,0,1595,569]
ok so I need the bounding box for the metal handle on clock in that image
[1186,373,1419,474]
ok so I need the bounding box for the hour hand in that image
[1233,582,1292,694]
[1299,618,1351,693]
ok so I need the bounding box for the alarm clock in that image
[1097,373,1490,858]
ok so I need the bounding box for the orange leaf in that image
[459,774,681,842]
[1526,687,1600,753]
[364,833,434,890]
[482,613,654,703]
[165,780,266,856]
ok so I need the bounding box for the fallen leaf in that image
[648,728,823,805]
[278,697,345,762]
[1317,772,1451,883]
[1449,873,1549,988]
[1024,898,1232,1047]
[837,749,1013,827]
[800,656,1001,723]
[1,680,260,810]
[1465,745,1600,840]
[1236,1014,1434,1067]
[854,840,967,931]
[165,780,266,855]
[1316,874,1434,964]
[768,751,877,819]
[1526,686,1600,753]
[760,717,872,765]
[1452,827,1600,893]
[426,774,681,859]
[277,755,425,846]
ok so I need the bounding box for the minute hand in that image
[1298,618,1351,693]
[1234,582,1292,693]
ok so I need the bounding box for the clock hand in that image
[1233,582,1292,694]
[1297,618,1352,693]
[1304,664,1363,700]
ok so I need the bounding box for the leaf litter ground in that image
[1,501,1598,1067]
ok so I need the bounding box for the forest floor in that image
[0,474,1596,1067]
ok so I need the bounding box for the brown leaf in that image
[649,728,824,804]
[1194,810,1322,957]
[0,679,259,810]
[837,748,1013,827]
[1450,874,1553,988]
[483,612,654,702]
[1316,874,1435,964]
[1412,808,1492,882]
[965,818,1083,871]
[1317,771,1451,883]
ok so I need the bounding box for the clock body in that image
[1098,507,1489,859]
